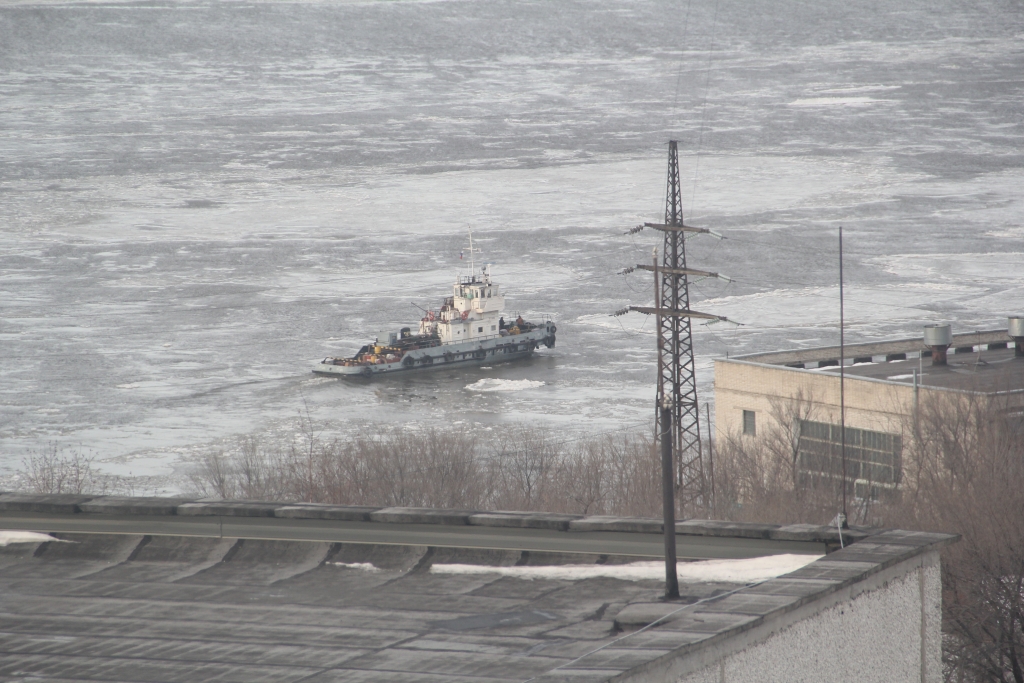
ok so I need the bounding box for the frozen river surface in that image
[1,0,1022,489]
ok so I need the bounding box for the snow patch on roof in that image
[428,553,821,582]
[0,531,62,546]
[329,562,382,572]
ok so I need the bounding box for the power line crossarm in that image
[631,264,733,282]
[627,222,724,238]
[626,307,724,323]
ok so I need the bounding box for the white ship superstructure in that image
[314,246,555,378]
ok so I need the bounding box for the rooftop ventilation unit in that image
[1010,316,1024,358]
[923,324,952,366]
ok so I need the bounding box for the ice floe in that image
[466,379,545,392]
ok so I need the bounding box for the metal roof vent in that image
[924,324,952,366]
[1009,317,1024,357]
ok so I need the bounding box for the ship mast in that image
[462,230,482,281]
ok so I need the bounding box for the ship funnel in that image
[923,324,952,366]
[1009,316,1024,357]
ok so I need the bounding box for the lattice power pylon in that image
[658,142,703,508]
[617,141,730,515]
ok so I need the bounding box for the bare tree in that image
[894,391,1024,683]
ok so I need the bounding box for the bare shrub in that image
[337,426,484,508]
[187,451,233,499]
[19,444,134,496]
[486,424,560,511]
[589,434,660,517]
[186,437,286,500]
[184,422,659,517]
[21,444,99,494]
[552,441,606,515]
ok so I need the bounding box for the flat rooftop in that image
[0,494,954,682]
[731,328,1024,393]
[814,347,1024,392]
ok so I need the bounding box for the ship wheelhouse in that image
[436,268,506,345]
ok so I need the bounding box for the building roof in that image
[0,494,956,682]
[814,347,1024,393]
[736,328,1009,367]
[727,328,1024,395]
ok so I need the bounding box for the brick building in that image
[714,325,1024,497]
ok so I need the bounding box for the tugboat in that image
[313,238,556,378]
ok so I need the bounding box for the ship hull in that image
[313,322,555,378]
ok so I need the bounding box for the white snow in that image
[329,562,381,572]
[0,531,61,546]
[465,379,545,392]
[428,553,821,583]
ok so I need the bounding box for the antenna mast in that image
[461,230,482,281]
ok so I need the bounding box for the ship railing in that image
[461,329,544,343]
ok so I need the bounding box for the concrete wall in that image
[654,551,942,683]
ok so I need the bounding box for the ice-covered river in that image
[1,0,1022,490]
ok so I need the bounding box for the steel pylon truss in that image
[614,142,729,514]
[655,141,706,511]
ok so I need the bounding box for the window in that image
[491,325,496,331]
[478,326,483,333]
[795,420,902,498]
[742,410,756,436]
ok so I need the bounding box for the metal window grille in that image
[795,419,902,499]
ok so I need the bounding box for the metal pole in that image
[653,247,679,599]
[839,225,848,526]
[653,247,666,444]
[706,402,715,518]
[661,403,679,599]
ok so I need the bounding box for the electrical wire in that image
[690,0,720,216]
[668,0,695,120]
